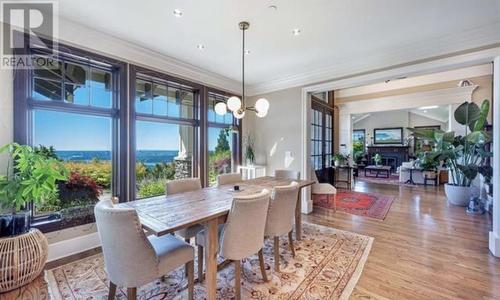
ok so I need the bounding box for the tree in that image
[214,129,230,154]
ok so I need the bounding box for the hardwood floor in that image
[305,181,500,300]
[2,181,499,299]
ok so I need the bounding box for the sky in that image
[33,110,226,151]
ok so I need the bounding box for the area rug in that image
[313,190,395,220]
[38,222,373,300]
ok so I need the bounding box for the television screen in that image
[374,128,403,144]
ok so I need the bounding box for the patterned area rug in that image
[6,222,373,300]
[313,190,395,220]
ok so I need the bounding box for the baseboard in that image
[48,232,101,262]
[489,231,500,258]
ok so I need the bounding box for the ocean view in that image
[56,150,179,166]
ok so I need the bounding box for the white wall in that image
[244,87,303,175]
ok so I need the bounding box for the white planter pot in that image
[444,184,471,206]
[334,160,341,167]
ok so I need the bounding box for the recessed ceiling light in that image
[418,105,438,110]
[292,28,301,36]
[196,44,206,50]
[268,5,278,10]
[244,50,250,55]
[173,9,183,17]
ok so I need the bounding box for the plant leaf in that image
[454,102,480,127]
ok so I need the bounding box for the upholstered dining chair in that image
[264,181,300,272]
[94,199,194,300]
[274,169,300,180]
[165,178,203,242]
[311,170,337,211]
[195,190,271,300]
[216,172,243,186]
[165,178,203,276]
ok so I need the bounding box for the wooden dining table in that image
[118,176,314,300]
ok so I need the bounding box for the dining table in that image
[117,176,315,300]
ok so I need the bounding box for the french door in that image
[311,100,334,183]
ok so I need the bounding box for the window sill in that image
[31,213,95,234]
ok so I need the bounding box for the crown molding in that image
[248,22,500,96]
[57,18,241,94]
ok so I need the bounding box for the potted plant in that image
[333,153,348,167]
[0,143,68,237]
[372,153,382,166]
[408,100,491,206]
[417,152,439,179]
[244,135,255,166]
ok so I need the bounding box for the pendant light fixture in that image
[215,21,269,119]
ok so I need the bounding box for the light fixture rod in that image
[240,22,249,108]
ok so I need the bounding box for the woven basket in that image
[0,229,48,293]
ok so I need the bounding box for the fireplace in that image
[367,146,410,171]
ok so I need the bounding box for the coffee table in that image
[364,165,391,178]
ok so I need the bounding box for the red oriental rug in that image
[313,190,395,220]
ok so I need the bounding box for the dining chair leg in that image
[257,249,268,282]
[234,260,241,300]
[127,287,137,300]
[197,245,204,281]
[184,238,191,277]
[108,281,116,300]
[288,231,296,258]
[274,236,280,272]
[187,260,194,300]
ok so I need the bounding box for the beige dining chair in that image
[274,169,300,180]
[165,178,204,243]
[264,181,300,272]
[195,190,271,300]
[166,177,203,276]
[94,199,194,300]
[217,172,243,186]
[311,170,337,210]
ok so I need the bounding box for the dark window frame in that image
[129,64,202,199]
[13,32,242,233]
[13,31,128,232]
[205,88,242,187]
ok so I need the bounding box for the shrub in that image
[57,171,103,208]
[63,160,112,189]
[137,179,166,198]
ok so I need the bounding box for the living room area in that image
[327,64,494,190]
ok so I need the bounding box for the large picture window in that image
[13,36,242,232]
[133,71,198,198]
[14,47,124,230]
[207,92,239,186]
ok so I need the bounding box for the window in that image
[13,35,243,232]
[133,73,198,198]
[207,92,239,186]
[15,48,123,229]
[310,98,335,183]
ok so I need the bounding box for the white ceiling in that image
[57,0,500,93]
[353,105,450,124]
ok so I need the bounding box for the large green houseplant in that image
[0,143,68,236]
[408,100,492,206]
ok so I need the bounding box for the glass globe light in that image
[256,109,268,118]
[227,96,242,111]
[214,102,227,115]
[233,108,246,119]
[255,98,269,113]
